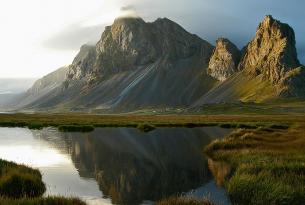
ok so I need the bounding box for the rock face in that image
[193,15,305,106]
[239,15,301,84]
[208,38,241,81]
[90,17,213,81]
[66,45,96,81]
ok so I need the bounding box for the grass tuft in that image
[136,123,156,132]
[27,123,44,130]
[0,160,45,198]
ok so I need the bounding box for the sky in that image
[0,0,304,78]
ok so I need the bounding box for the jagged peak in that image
[215,38,238,49]
[113,16,145,26]
[239,15,300,85]
[262,15,275,24]
[208,38,241,81]
[257,15,295,40]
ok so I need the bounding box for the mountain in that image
[238,15,304,96]
[28,66,69,95]
[194,15,305,105]
[11,66,69,109]
[0,78,36,109]
[18,17,216,111]
[207,38,241,81]
[16,15,305,112]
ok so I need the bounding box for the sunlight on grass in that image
[205,124,305,204]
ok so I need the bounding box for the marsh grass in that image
[0,197,86,205]
[58,125,95,132]
[156,196,214,205]
[205,124,305,204]
[27,123,44,130]
[0,160,45,198]
[0,159,86,204]
[0,113,298,131]
[136,123,156,132]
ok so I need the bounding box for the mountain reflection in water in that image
[0,127,231,205]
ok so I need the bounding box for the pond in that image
[0,127,232,205]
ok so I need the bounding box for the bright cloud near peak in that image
[0,0,304,78]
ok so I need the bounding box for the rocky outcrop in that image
[239,15,301,84]
[208,38,241,81]
[91,17,213,80]
[193,15,305,106]
[66,45,96,81]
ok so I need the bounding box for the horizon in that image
[0,0,304,78]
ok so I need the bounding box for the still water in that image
[0,127,232,205]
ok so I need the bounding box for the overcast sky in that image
[0,0,304,78]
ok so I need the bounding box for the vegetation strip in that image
[205,123,305,204]
[0,114,295,133]
[0,159,85,204]
[0,197,86,205]
[156,196,214,205]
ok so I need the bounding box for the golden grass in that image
[0,113,303,128]
[205,123,305,204]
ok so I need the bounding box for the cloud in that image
[42,0,305,65]
[43,23,106,50]
[118,5,139,18]
[120,5,136,12]
[42,5,139,51]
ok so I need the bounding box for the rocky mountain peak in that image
[112,16,145,26]
[208,38,241,81]
[91,16,213,78]
[238,15,300,84]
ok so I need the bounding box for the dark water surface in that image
[0,127,232,205]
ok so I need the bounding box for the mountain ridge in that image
[14,15,305,112]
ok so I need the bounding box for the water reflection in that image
[0,127,232,205]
